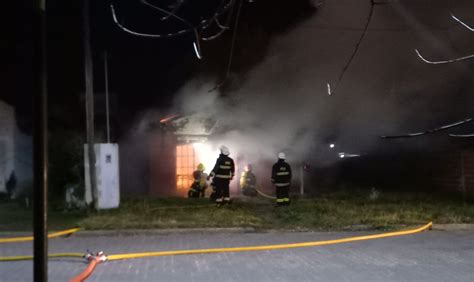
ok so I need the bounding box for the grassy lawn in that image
[1,192,473,232]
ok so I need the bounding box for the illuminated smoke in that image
[127,0,474,188]
[170,1,473,170]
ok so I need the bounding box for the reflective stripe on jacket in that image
[210,154,235,180]
[271,159,292,186]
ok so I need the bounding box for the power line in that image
[161,0,185,21]
[209,0,243,91]
[202,0,235,41]
[415,49,474,64]
[380,118,473,139]
[451,13,474,32]
[110,0,235,38]
[327,0,375,95]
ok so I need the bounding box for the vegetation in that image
[1,191,472,232]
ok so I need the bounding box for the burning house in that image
[119,111,297,198]
[148,113,218,197]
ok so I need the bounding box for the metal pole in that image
[83,0,98,209]
[300,165,304,195]
[460,152,466,201]
[34,0,48,280]
[104,51,110,143]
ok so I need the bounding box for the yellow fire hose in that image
[255,187,276,200]
[0,253,84,262]
[0,227,80,244]
[0,222,432,262]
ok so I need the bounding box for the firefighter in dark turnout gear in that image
[271,152,292,206]
[240,164,257,197]
[208,146,235,206]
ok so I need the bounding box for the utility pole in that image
[104,50,110,143]
[83,0,98,209]
[34,0,48,280]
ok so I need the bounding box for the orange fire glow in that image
[160,114,179,123]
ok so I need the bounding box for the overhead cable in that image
[216,18,230,29]
[415,49,474,64]
[451,13,474,31]
[326,0,375,95]
[209,0,243,91]
[142,0,192,28]
[193,29,203,59]
[110,0,234,38]
[161,0,185,21]
[380,118,473,139]
[449,133,474,138]
[202,1,235,41]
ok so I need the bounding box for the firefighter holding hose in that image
[188,163,208,198]
[208,145,235,206]
[240,164,257,197]
[271,152,292,206]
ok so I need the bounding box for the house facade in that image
[0,100,15,194]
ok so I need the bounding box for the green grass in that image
[0,201,86,232]
[0,191,473,232]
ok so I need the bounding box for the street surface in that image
[0,229,473,281]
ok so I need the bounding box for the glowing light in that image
[339,152,361,158]
[160,114,179,123]
[329,143,335,148]
[327,83,332,95]
[192,142,219,174]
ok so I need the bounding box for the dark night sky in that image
[3,0,473,154]
[3,0,315,138]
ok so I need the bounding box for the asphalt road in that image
[1,228,473,281]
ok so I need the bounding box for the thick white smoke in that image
[170,0,474,168]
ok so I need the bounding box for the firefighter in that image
[271,152,292,206]
[187,181,201,198]
[208,145,235,206]
[188,163,207,198]
[240,164,257,197]
[197,163,208,197]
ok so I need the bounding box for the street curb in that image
[431,224,474,231]
[1,224,474,238]
[70,227,258,237]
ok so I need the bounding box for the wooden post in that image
[83,0,98,209]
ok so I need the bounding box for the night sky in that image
[4,0,314,138]
[3,0,474,157]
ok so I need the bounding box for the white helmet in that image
[278,152,286,159]
[220,145,230,155]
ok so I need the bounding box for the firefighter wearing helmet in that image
[240,164,257,197]
[208,145,235,206]
[188,163,208,198]
[271,152,292,206]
